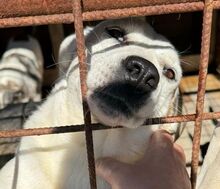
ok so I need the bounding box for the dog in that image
[0,18,182,189]
[0,36,43,109]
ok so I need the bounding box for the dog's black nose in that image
[123,56,159,91]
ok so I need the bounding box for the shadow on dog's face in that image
[70,18,182,128]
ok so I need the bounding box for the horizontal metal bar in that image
[82,0,201,11]
[0,112,220,138]
[0,2,205,28]
[83,1,205,20]
[0,0,202,19]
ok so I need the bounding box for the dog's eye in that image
[105,26,125,42]
[163,68,175,80]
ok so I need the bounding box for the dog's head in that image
[67,18,182,128]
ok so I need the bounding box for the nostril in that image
[145,77,154,87]
[144,76,158,90]
[126,61,143,79]
[123,56,159,91]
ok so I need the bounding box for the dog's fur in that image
[0,18,182,189]
[0,36,43,109]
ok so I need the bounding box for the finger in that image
[149,129,174,149]
[96,157,127,185]
[140,130,175,163]
[151,130,186,163]
[174,143,186,163]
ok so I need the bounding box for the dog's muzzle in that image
[91,56,160,117]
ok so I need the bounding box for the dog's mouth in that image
[90,82,150,118]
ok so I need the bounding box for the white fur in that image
[0,36,43,109]
[0,18,182,189]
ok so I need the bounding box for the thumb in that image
[96,157,127,185]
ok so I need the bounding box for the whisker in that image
[46,61,71,69]
[178,43,192,55]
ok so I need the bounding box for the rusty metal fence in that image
[0,0,220,189]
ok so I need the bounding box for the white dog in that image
[0,18,182,189]
[0,36,43,109]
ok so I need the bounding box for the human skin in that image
[96,130,191,189]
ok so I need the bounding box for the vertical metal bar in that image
[190,0,213,188]
[72,0,97,188]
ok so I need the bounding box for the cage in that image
[0,0,220,189]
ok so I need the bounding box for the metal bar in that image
[0,0,200,18]
[0,1,218,188]
[190,0,214,188]
[82,1,205,20]
[82,0,201,11]
[73,0,97,188]
[0,2,205,28]
[1,112,220,138]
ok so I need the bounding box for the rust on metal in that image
[82,0,200,11]
[190,0,214,188]
[0,0,72,19]
[73,0,97,188]
[0,0,201,19]
[0,2,205,28]
[82,2,204,21]
[1,112,220,138]
[0,0,219,189]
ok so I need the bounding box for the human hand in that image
[96,130,191,189]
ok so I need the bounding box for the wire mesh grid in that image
[0,0,220,189]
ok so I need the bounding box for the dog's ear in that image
[171,88,181,116]
[58,27,93,76]
[171,88,186,140]
[159,88,185,139]
[58,35,77,76]
[173,88,185,139]
[163,87,180,117]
